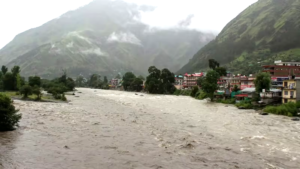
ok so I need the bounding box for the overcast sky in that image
[0,0,257,49]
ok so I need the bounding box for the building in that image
[183,73,203,88]
[263,61,300,77]
[240,75,255,90]
[174,75,184,89]
[218,75,242,91]
[110,78,122,89]
[282,79,300,103]
[260,89,282,104]
[271,77,290,89]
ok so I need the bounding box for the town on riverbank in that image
[107,60,300,118]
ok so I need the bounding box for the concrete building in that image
[110,78,122,89]
[183,73,203,88]
[240,75,255,90]
[263,61,300,77]
[174,75,184,89]
[282,79,300,103]
[218,75,242,91]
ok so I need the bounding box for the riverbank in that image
[1,88,299,168]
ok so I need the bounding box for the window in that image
[291,91,294,97]
[285,91,288,95]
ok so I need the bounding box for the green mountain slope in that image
[0,0,214,78]
[178,0,300,75]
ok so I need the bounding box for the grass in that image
[263,102,300,117]
[235,101,253,109]
[217,98,236,104]
[0,91,65,102]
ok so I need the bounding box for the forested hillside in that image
[179,0,300,75]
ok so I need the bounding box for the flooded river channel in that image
[1,88,300,169]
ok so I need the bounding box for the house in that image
[263,61,300,77]
[110,78,122,89]
[183,73,203,88]
[260,89,282,104]
[282,79,300,103]
[218,74,242,91]
[240,75,255,90]
[263,61,300,89]
[234,88,254,103]
[174,75,184,89]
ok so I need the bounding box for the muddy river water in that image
[1,88,300,169]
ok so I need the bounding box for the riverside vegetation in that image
[0,65,76,131]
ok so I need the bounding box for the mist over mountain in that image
[179,0,300,75]
[0,0,214,78]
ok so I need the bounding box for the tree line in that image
[0,65,76,131]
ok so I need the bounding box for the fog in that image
[0,0,257,49]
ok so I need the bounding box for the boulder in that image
[291,118,300,121]
[259,112,268,115]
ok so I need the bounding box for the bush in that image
[173,89,181,96]
[235,101,253,109]
[195,91,201,98]
[197,91,207,100]
[263,102,299,117]
[173,89,192,96]
[190,86,199,97]
[218,98,236,104]
[0,94,22,131]
[61,94,67,101]
[20,85,32,99]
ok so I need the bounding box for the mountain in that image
[178,0,300,75]
[0,0,214,78]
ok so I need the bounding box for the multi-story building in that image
[262,61,300,89]
[218,75,242,91]
[263,61,300,77]
[110,78,122,89]
[174,75,184,89]
[183,73,203,88]
[282,79,300,103]
[240,75,255,90]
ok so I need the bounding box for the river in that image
[1,88,300,169]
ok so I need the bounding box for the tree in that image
[1,66,8,75]
[233,85,240,92]
[29,76,42,87]
[254,72,271,93]
[145,66,176,94]
[32,86,42,100]
[215,67,227,76]
[103,76,108,84]
[89,74,100,88]
[75,75,85,87]
[123,72,136,91]
[208,59,220,70]
[201,70,220,101]
[58,71,67,85]
[131,78,143,92]
[0,94,22,131]
[11,66,20,75]
[66,78,75,91]
[3,73,15,91]
[138,75,145,81]
[160,68,176,94]
[20,85,32,99]
[197,77,205,86]
[0,72,3,90]
[145,66,162,94]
